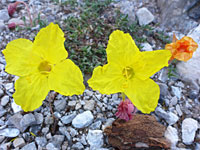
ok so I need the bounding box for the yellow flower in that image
[3,23,85,111]
[88,30,171,113]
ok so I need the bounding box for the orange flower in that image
[165,33,198,62]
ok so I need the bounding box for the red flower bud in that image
[115,99,137,121]
[8,23,16,29]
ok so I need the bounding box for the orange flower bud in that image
[165,34,198,62]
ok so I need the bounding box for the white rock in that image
[135,142,149,148]
[164,126,179,147]
[0,128,20,137]
[171,86,182,99]
[13,138,25,148]
[177,24,200,90]
[68,101,76,107]
[21,142,37,150]
[136,7,154,26]
[1,95,9,106]
[72,111,94,128]
[182,118,198,145]
[141,43,153,51]
[84,100,95,110]
[11,99,22,113]
[86,130,104,149]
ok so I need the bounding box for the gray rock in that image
[13,138,25,148]
[1,95,9,106]
[157,0,198,34]
[0,128,20,137]
[0,9,10,21]
[136,7,154,26]
[87,130,104,149]
[72,111,94,128]
[0,106,6,117]
[20,113,36,129]
[51,135,65,148]
[34,112,43,124]
[157,82,169,97]
[170,96,178,106]
[68,127,78,137]
[155,107,179,125]
[0,135,5,143]
[59,127,71,142]
[84,100,95,110]
[0,89,3,97]
[29,125,41,135]
[61,113,76,124]
[35,137,47,147]
[8,113,27,132]
[90,120,102,130]
[0,21,6,32]
[176,104,183,116]
[182,118,198,145]
[80,135,87,145]
[21,142,37,150]
[54,99,66,111]
[141,43,153,51]
[72,142,84,150]
[196,143,200,150]
[171,86,182,99]
[164,126,179,147]
[45,115,54,125]
[115,0,135,22]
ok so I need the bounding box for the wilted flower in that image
[8,2,20,16]
[88,30,171,113]
[115,99,137,121]
[165,33,198,62]
[3,23,85,111]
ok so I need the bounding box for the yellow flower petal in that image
[88,63,125,94]
[124,78,160,114]
[106,30,139,66]
[48,59,85,96]
[135,50,171,80]
[3,39,41,76]
[13,74,49,112]
[33,23,68,64]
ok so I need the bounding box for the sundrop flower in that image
[88,30,171,113]
[3,23,85,112]
[165,33,198,62]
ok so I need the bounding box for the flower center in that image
[122,67,134,79]
[38,61,52,75]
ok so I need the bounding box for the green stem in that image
[121,92,126,101]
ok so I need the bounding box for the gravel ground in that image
[0,0,200,150]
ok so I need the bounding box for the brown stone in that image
[104,114,171,150]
